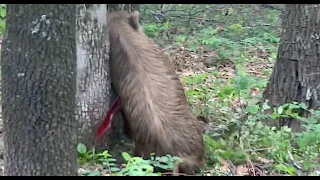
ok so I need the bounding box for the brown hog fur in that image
[107,11,205,174]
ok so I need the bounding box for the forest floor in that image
[1,43,319,176]
[0,8,320,175]
[74,43,320,176]
[0,43,274,176]
[169,47,276,176]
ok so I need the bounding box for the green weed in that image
[77,143,181,176]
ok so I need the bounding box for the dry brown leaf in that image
[256,157,273,164]
[236,165,249,176]
[219,158,230,173]
[180,71,195,77]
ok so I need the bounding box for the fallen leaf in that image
[219,158,230,172]
[256,157,273,164]
[236,165,249,176]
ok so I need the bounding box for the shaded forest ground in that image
[0,5,319,176]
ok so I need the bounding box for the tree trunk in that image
[1,4,78,176]
[75,4,112,149]
[75,4,133,156]
[76,4,140,155]
[263,4,320,132]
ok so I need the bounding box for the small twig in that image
[246,159,256,176]
[245,147,272,153]
[168,15,224,24]
[211,169,231,176]
[236,142,256,176]
[287,150,303,171]
[253,166,265,176]
[227,160,237,176]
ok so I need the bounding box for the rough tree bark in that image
[75,4,112,149]
[1,4,78,175]
[75,4,140,153]
[263,4,320,132]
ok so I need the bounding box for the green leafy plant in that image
[77,143,119,176]
[0,4,6,35]
[115,152,161,176]
[77,143,182,176]
[74,5,320,176]
[116,152,181,176]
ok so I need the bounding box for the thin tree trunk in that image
[75,4,112,149]
[1,4,78,175]
[76,4,139,154]
[263,4,320,132]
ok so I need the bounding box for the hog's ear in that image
[128,11,141,31]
